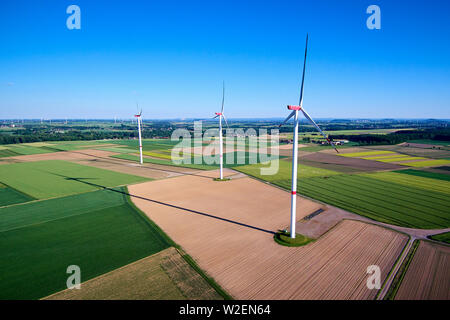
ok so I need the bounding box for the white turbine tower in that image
[280,34,339,239]
[212,82,229,180]
[134,106,143,165]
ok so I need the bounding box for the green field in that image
[107,139,181,150]
[112,151,283,170]
[236,159,340,181]
[47,140,111,151]
[0,183,35,207]
[407,139,450,146]
[429,232,450,244]
[0,160,148,199]
[235,161,450,229]
[0,144,61,157]
[111,153,215,170]
[395,169,450,182]
[0,187,171,299]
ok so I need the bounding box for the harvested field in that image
[395,241,450,300]
[44,247,222,300]
[300,152,404,171]
[129,175,407,299]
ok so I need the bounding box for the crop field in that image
[0,160,148,199]
[395,241,449,300]
[0,187,171,299]
[0,143,62,157]
[111,153,214,170]
[339,149,450,167]
[340,150,395,157]
[429,232,450,244]
[235,161,450,229]
[112,150,283,171]
[402,159,450,167]
[44,247,222,300]
[46,141,116,151]
[0,183,34,207]
[107,139,182,150]
[235,159,340,182]
[300,152,404,171]
[129,175,407,299]
[365,144,450,159]
[407,139,450,146]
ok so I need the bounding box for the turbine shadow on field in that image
[55,173,275,235]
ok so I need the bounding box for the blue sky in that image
[1,0,449,119]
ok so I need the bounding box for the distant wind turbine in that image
[212,82,230,180]
[134,105,144,165]
[279,34,339,239]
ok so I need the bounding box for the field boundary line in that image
[383,239,420,300]
[0,180,36,202]
[376,236,415,300]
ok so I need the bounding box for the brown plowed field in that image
[300,152,405,171]
[129,174,407,300]
[395,241,450,300]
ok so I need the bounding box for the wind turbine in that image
[279,34,339,239]
[212,82,229,180]
[134,105,143,165]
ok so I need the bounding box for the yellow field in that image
[341,150,450,167]
[403,159,450,167]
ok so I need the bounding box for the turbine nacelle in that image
[287,105,302,111]
[215,112,223,116]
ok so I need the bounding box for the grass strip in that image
[383,240,420,300]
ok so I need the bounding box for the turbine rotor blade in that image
[222,114,230,128]
[300,107,339,153]
[221,81,225,113]
[279,110,296,127]
[212,114,219,119]
[299,34,308,106]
